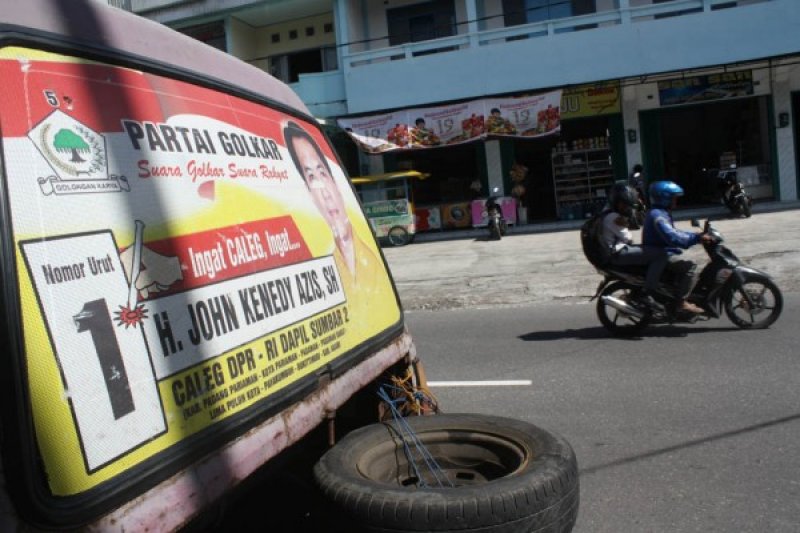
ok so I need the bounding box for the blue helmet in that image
[649,181,684,208]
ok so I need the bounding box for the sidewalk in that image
[413,200,800,243]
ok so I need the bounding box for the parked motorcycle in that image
[486,188,507,240]
[591,219,782,336]
[718,167,753,218]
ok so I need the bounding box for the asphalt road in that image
[383,208,800,532]
[405,298,800,533]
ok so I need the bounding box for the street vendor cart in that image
[351,170,429,246]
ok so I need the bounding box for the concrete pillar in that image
[333,0,350,69]
[485,140,504,194]
[618,0,631,24]
[622,84,642,174]
[465,0,480,48]
[772,74,798,201]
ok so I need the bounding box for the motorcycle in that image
[718,167,753,218]
[485,189,507,240]
[591,219,782,336]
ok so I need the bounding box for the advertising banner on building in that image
[0,47,400,496]
[338,90,562,153]
[658,70,753,106]
[561,82,621,119]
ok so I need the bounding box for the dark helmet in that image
[608,183,639,215]
[649,180,684,209]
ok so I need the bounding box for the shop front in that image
[640,70,775,206]
[337,91,563,232]
[510,82,627,221]
[388,142,486,230]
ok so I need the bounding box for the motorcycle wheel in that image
[741,198,752,218]
[596,281,651,336]
[387,226,411,247]
[489,224,502,240]
[724,275,782,329]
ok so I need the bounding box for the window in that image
[177,21,226,52]
[270,46,338,84]
[271,33,280,43]
[305,26,315,37]
[525,0,572,23]
[289,29,298,40]
[503,0,596,26]
[653,0,702,18]
[387,0,456,46]
[324,22,334,33]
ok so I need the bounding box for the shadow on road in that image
[580,412,800,476]
[519,324,739,341]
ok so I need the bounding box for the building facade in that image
[131,0,800,225]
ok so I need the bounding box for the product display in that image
[552,139,614,220]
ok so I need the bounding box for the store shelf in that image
[552,147,614,220]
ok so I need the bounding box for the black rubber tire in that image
[489,224,502,241]
[741,198,752,218]
[596,281,651,336]
[387,226,411,247]
[724,274,782,329]
[314,414,579,533]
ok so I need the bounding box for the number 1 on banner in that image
[75,299,135,419]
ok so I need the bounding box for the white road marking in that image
[427,380,532,387]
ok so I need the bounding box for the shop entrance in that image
[512,137,557,221]
[391,142,480,205]
[513,115,625,221]
[385,143,482,230]
[641,96,774,206]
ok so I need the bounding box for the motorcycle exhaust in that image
[601,295,645,319]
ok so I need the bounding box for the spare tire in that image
[314,414,578,532]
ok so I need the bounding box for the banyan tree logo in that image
[29,110,130,195]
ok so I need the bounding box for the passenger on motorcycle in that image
[602,183,667,309]
[642,181,713,314]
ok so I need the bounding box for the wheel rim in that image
[728,281,778,326]
[355,429,527,488]
[598,285,648,332]
[388,227,409,246]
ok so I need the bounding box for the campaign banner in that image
[337,89,562,153]
[1,47,400,495]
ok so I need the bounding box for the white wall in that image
[774,63,799,200]
[227,17,257,60]
[253,13,336,57]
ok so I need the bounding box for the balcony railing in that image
[342,0,772,69]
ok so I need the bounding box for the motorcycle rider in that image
[642,181,713,314]
[602,183,667,309]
